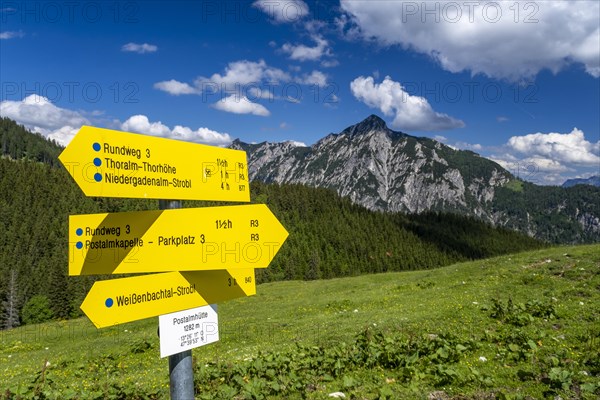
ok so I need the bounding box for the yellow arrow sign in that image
[59,126,250,201]
[81,269,255,328]
[69,204,288,275]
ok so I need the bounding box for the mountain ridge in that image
[1,115,598,244]
[232,115,514,214]
[562,175,600,188]
[232,115,600,243]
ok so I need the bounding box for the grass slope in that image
[1,244,599,399]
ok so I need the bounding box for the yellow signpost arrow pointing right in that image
[59,126,250,202]
[69,204,288,275]
[81,269,255,328]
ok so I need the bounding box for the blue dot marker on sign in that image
[94,173,102,182]
[105,298,114,308]
[93,158,102,167]
[76,242,83,249]
[76,228,83,236]
[93,142,101,151]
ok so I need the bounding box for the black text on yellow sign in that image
[81,269,255,328]
[68,204,289,275]
[59,126,250,202]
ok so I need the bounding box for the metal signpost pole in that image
[159,200,194,400]
[168,349,194,399]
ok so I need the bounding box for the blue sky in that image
[1,0,598,185]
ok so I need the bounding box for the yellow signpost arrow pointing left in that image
[81,269,255,328]
[69,204,288,275]
[59,126,250,202]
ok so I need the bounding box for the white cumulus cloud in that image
[516,157,572,173]
[282,36,330,61]
[0,96,231,146]
[487,128,600,184]
[489,155,573,185]
[154,59,329,100]
[154,59,333,115]
[169,125,232,146]
[340,0,600,80]
[121,115,232,146]
[213,95,271,117]
[154,60,291,99]
[0,95,89,145]
[248,87,276,101]
[153,80,199,95]
[507,128,600,166]
[297,70,328,87]
[154,60,292,99]
[350,76,465,131]
[253,0,309,23]
[121,42,158,54]
[197,59,291,88]
[121,115,171,137]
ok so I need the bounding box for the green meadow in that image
[1,244,599,399]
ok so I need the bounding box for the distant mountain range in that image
[562,176,600,188]
[1,115,598,244]
[233,115,600,243]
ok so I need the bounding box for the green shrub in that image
[21,295,53,325]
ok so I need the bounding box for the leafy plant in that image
[21,296,53,325]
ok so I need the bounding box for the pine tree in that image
[48,253,72,320]
[305,250,321,280]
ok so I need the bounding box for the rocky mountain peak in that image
[230,115,600,242]
[341,114,391,137]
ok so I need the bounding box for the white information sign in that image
[159,304,219,358]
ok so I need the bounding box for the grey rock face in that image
[232,115,599,242]
[233,115,508,216]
